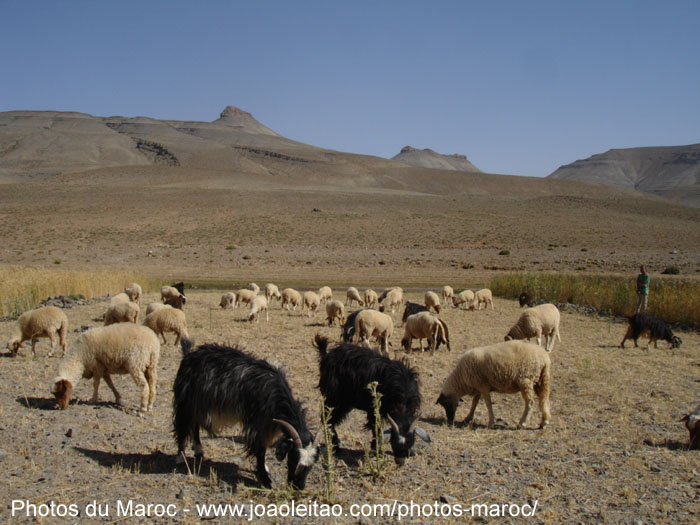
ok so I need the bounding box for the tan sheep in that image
[265,283,282,304]
[325,300,345,327]
[219,292,236,309]
[104,301,140,326]
[160,285,184,303]
[377,287,403,303]
[379,288,403,313]
[424,291,442,314]
[51,323,160,412]
[124,282,142,305]
[345,287,364,307]
[234,288,257,308]
[437,340,551,429]
[6,306,68,357]
[281,288,302,311]
[681,402,700,450]
[474,288,494,310]
[248,295,269,323]
[145,302,167,316]
[452,289,474,309]
[302,291,321,317]
[354,309,393,355]
[505,303,561,352]
[364,289,379,309]
[441,285,454,305]
[143,306,189,346]
[401,311,442,355]
[318,286,333,303]
[248,282,260,295]
[110,292,131,305]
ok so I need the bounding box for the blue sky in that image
[1,1,699,177]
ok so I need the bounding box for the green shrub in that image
[498,250,510,256]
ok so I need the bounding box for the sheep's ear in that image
[414,427,431,443]
[275,437,293,461]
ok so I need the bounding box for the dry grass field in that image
[1,290,698,523]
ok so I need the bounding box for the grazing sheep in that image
[442,286,454,305]
[281,288,302,311]
[378,287,403,303]
[474,289,494,310]
[437,340,551,429]
[302,291,321,317]
[124,282,143,305]
[424,291,442,314]
[379,288,403,313]
[145,302,167,316]
[164,294,186,310]
[318,286,333,303]
[401,311,450,355]
[110,292,131,305]
[234,288,257,308]
[325,300,346,327]
[265,283,282,305]
[219,292,236,309]
[173,339,318,489]
[248,282,260,295]
[345,287,364,307]
[505,303,561,352]
[364,289,379,309]
[248,295,269,323]
[143,306,189,346]
[354,309,393,355]
[161,286,186,306]
[103,301,140,326]
[51,323,160,412]
[619,313,682,350]
[452,289,475,310]
[519,292,534,308]
[681,402,700,449]
[7,306,68,357]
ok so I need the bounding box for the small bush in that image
[498,250,510,256]
[53,259,61,265]
[662,266,680,275]
[225,245,237,250]
[580,248,588,252]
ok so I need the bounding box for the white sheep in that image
[364,289,378,309]
[681,402,700,450]
[345,287,364,307]
[143,306,189,346]
[104,301,140,326]
[265,283,282,305]
[441,285,454,305]
[325,300,345,327]
[6,306,68,357]
[124,282,143,305]
[505,303,561,352]
[248,295,269,323]
[401,311,443,355]
[281,288,302,311]
[354,309,393,355]
[377,287,403,303]
[110,292,131,305]
[474,288,494,310]
[424,291,442,314]
[452,290,475,309]
[318,286,333,303]
[219,292,236,309]
[437,340,551,429]
[379,288,403,313]
[302,291,321,317]
[248,282,260,295]
[234,288,258,308]
[160,285,180,303]
[51,323,160,412]
[145,302,167,316]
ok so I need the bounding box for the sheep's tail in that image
[313,333,329,360]
[180,337,194,357]
[556,325,561,342]
[534,359,551,400]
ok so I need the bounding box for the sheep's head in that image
[7,338,22,355]
[681,411,700,449]
[52,378,73,409]
[400,337,412,352]
[436,393,459,426]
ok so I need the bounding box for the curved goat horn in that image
[273,419,303,449]
[408,411,422,433]
[386,414,400,433]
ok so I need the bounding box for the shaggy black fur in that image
[401,302,429,323]
[519,292,534,308]
[341,309,363,343]
[314,335,428,464]
[170,282,186,297]
[172,339,317,489]
[619,313,682,350]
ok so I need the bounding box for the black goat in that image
[172,339,318,489]
[519,292,534,308]
[171,281,186,297]
[619,313,682,350]
[341,309,363,343]
[314,334,430,465]
[401,302,429,324]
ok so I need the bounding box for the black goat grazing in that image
[341,309,363,343]
[619,313,682,350]
[519,292,534,308]
[314,334,430,465]
[401,302,429,324]
[172,339,318,489]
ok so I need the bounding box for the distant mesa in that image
[392,145,481,172]
[214,105,281,136]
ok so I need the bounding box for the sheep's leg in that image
[159,331,168,345]
[174,331,181,346]
[145,367,157,410]
[47,332,57,357]
[483,392,496,428]
[90,375,102,404]
[464,394,480,425]
[31,337,39,357]
[538,391,551,428]
[536,330,543,347]
[129,370,149,411]
[517,385,535,429]
[266,309,269,322]
[103,373,125,406]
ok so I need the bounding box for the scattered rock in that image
[439,494,458,504]
[65,428,73,438]
[0,449,8,462]
[176,488,187,500]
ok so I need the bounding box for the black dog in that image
[619,313,682,350]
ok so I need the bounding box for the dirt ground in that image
[1,289,698,524]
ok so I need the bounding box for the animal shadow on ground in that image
[643,438,691,451]
[304,322,326,327]
[17,397,127,411]
[75,447,257,488]
[333,447,366,468]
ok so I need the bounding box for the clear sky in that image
[1,1,699,177]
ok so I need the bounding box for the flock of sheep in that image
[4,280,698,490]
